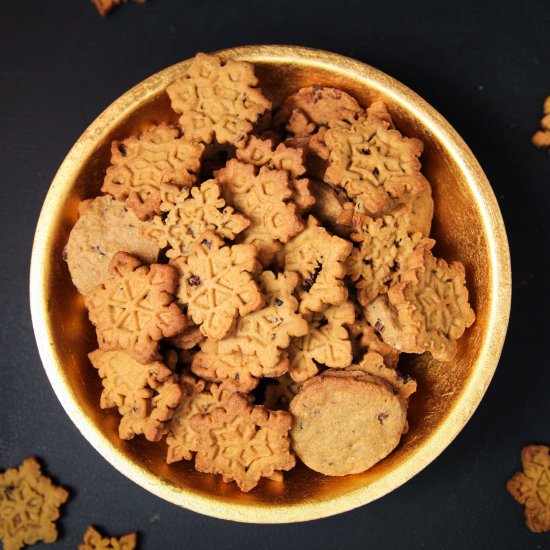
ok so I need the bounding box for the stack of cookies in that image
[65,52,475,492]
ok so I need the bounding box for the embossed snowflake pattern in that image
[102,124,203,220]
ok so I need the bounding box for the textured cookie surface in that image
[0,458,68,550]
[66,195,160,295]
[190,393,295,492]
[85,252,186,363]
[507,445,550,533]
[167,53,271,145]
[102,124,203,220]
[290,376,406,476]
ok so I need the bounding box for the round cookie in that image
[289,375,406,476]
[66,195,160,295]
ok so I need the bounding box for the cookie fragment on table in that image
[65,195,160,295]
[78,525,137,550]
[102,124,203,220]
[532,96,550,150]
[507,444,550,533]
[172,231,263,340]
[167,53,271,146]
[89,349,182,441]
[85,252,187,364]
[0,457,68,550]
[91,0,146,17]
[289,375,407,476]
[191,393,295,492]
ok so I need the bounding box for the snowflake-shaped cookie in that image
[507,445,550,533]
[85,252,187,364]
[145,181,249,260]
[217,159,304,266]
[78,525,137,550]
[283,216,352,314]
[190,393,295,492]
[166,375,233,463]
[102,124,204,220]
[166,53,271,146]
[346,206,435,305]
[324,103,428,214]
[0,458,68,550]
[364,250,475,361]
[172,231,263,339]
[288,301,355,382]
[89,349,182,442]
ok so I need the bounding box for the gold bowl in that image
[30,45,511,523]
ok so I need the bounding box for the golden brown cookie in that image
[167,324,205,350]
[283,216,352,314]
[85,252,187,363]
[190,393,295,492]
[236,136,315,211]
[345,205,435,305]
[364,250,475,361]
[0,457,69,550]
[288,301,355,382]
[145,181,249,260]
[324,102,428,215]
[89,349,182,441]
[507,445,550,533]
[172,231,263,339]
[91,0,145,17]
[166,375,233,463]
[102,124,203,220]
[308,179,351,237]
[191,271,307,391]
[289,375,407,476]
[65,195,160,295]
[274,86,363,136]
[78,525,137,550]
[167,53,271,146]
[216,159,304,266]
[532,96,550,150]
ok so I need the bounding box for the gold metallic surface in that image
[30,45,511,523]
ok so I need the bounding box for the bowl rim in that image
[29,44,511,523]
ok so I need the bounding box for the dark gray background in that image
[1,0,549,548]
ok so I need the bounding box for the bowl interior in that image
[31,46,509,522]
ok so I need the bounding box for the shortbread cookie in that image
[324,103,428,215]
[263,374,302,410]
[191,393,295,492]
[66,195,160,295]
[289,375,406,476]
[78,525,137,550]
[0,457,69,550]
[216,159,304,265]
[85,252,186,363]
[274,86,363,136]
[102,124,203,220]
[236,136,315,211]
[308,179,351,236]
[532,96,550,150]
[166,376,232,463]
[345,205,435,305]
[192,271,307,390]
[167,53,271,146]
[507,445,550,533]
[145,181,249,260]
[288,301,355,382]
[89,349,182,441]
[364,251,475,361]
[283,216,352,314]
[167,324,205,350]
[172,231,263,339]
